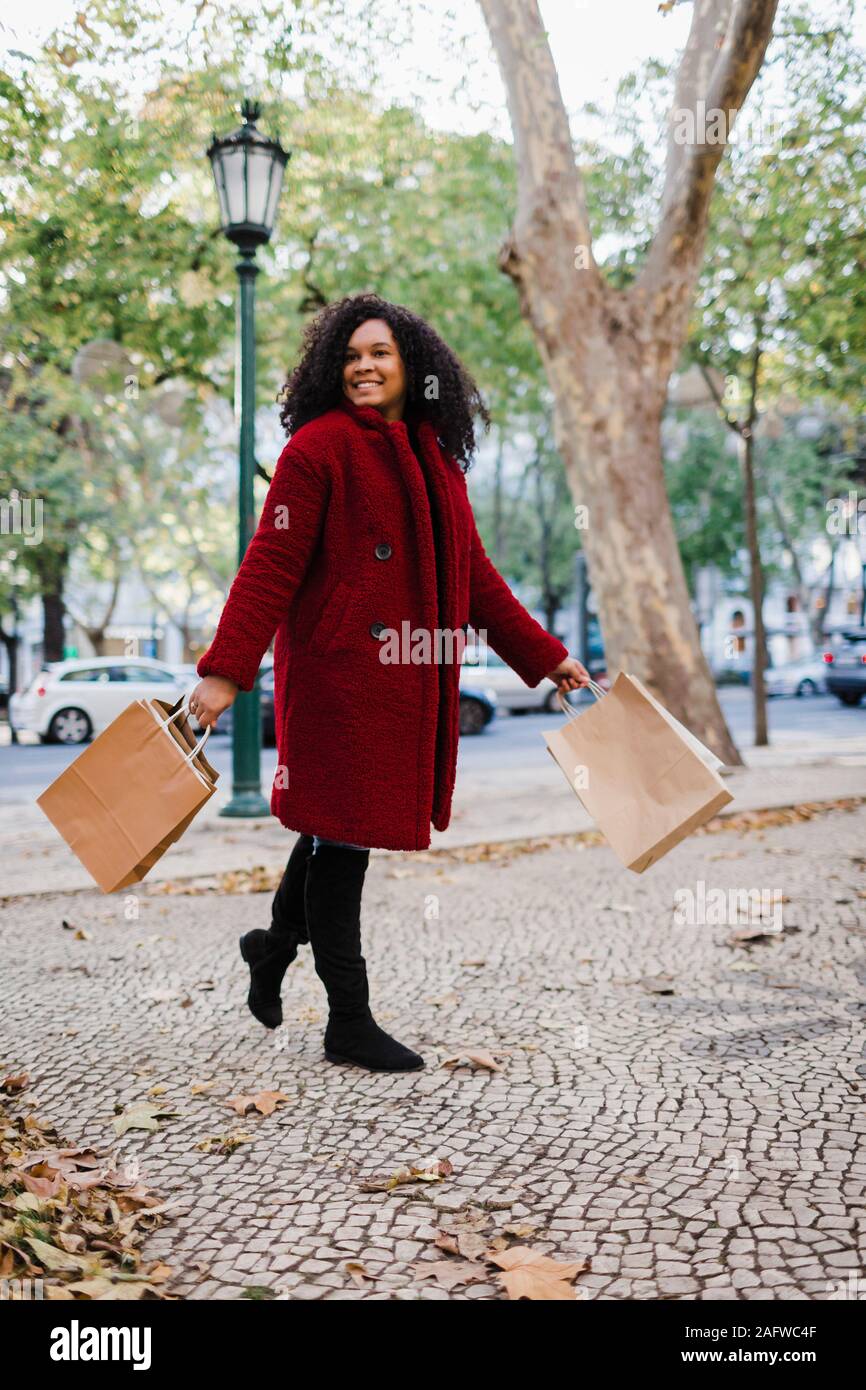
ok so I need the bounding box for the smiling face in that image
[341,318,407,422]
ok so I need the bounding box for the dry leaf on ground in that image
[194,1132,254,1154]
[639,976,676,995]
[726,925,783,945]
[359,1158,454,1193]
[412,1258,488,1292]
[226,1091,291,1118]
[487,1246,588,1300]
[112,1101,179,1137]
[0,1095,174,1299]
[440,1051,504,1073]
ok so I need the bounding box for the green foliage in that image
[664,420,746,587]
[691,2,866,407]
[0,0,550,635]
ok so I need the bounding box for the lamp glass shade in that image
[207,106,289,246]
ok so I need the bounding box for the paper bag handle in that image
[556,680,606,719]
[160,698,212,764]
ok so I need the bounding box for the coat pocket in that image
[310,580,354,657]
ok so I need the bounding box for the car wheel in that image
[459,698,488,735]
[837,692,863,707]
[545,687,577,713]
[796,679,817,697]
[48,707,93,744]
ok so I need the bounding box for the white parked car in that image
[9,657,188,744]
[459,643,574,713]
[763,655,828,698]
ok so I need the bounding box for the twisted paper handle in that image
[556,679,606,719]
[160,697,212,764]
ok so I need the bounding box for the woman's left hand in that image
[546,656,592,692]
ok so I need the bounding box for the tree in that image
[688,7,865,740]
[1,2,555,655]
[473,420,579,634]
[477,0,782,764]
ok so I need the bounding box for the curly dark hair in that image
[277,293,490,471]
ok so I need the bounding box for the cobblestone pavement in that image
[2,805,865,1301]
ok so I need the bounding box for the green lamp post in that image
[207,99,290,817]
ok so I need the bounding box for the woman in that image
[190,293,590,1074]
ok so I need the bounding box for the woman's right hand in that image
[189,675,239,729]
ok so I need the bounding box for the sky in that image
[5,1,861,147]
[1,0,695,137]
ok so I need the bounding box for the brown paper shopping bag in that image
[37,697,219,893]
[542,673,733,873]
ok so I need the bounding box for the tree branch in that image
[697,363,742,435]
[477,0,601,286]
[636,0,778,317]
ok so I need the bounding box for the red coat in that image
[196,396,568,850]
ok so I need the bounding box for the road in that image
[0,687,863,804]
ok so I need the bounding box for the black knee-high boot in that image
[304,844,424,1072]
[239,833,313,1029]
[270,833,314,943]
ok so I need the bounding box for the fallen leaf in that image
[441,1050,504,1073]
[24,1237,90,1273]
[112,1102,176,1137]
[434,1232,460,1256]
[639,976,676,995]
[359,1158,453,1193]
[66,1277,156,1300]
[226,1091,290,1118]
[412,1258,487,1291]
[194,1132,254,1154]
[487,1246,588,1300]
[18,1169,63,1199]
[726,925,782,945]
[438,1208,492,1235]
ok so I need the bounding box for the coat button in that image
[370,621,387,639]
[375,542,392,560]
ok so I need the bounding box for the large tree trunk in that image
[479,0,779,766]
[542,329,740,759]
[37,557,68,664]
[42,588,66,663]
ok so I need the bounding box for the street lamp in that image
[207,99,290,818]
